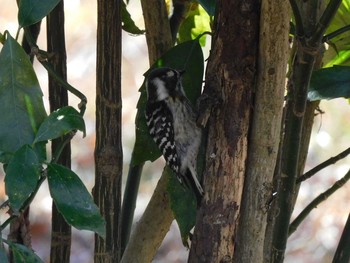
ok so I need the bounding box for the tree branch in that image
[297,147,350,184]
[289,0,304,36]
[332,212,350,263]
[120,171,174,263]
[121,0,173,257]
[271,1,342,260]
[289,169,350,235]
[234,0,290,262]
[310,0,343,43]
[322,25,350,43]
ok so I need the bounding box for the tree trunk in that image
[94,0,123,262]
[234,0,290,262]
[188,0,259,262]
[47,2,72,262]
[120,0,173,255]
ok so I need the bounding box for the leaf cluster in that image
[0,1,105,261]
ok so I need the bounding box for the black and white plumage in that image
[145,67,204,202]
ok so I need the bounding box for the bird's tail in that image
[183,167,204,206]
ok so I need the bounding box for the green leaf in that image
[198,0,216,16]
[0,33,47,155]
[122,1,144,35]
[308,66,350,101]
[4,145,41,212]
[324,49,350,68]
[34,106,86,144]
[178,4,211,46]
[322,2,350,67]
[132,39,204,165]
[166,167,197,245]
[18,0,61,27]
[4,241,43,263]
[47,164,106,237]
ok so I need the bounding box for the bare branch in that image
[289,169,350,235]
[297,147,350,184]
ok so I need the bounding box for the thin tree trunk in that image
[121,0,173,260]
[94,0,122,262]
[120,172,173,263]
[234,0,290,262]
[188,0,259,262]
[47,2,72,262]
[270,0,341,261]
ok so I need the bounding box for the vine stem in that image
[0,173,46,232]
[39,60,87,116]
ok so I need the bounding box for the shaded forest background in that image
[1,0,350,262]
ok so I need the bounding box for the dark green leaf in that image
[122,1,144,35]
[4,241,43,263]
[4,145,41,212]
[34,106,85,143]
[198,0,216,16]
[18,0,61,27]
[47,164,106,237]
[132,39,204,165]
[308,66,350,101]
[166,167,197,245]
[0,33,47,155]
[178,4,211,46]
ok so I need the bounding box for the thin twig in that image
[322,24,350,43]
[39,60,87,116]
[289,0,304,36]
[51,132,76,164]
[0,174,46,232]
[289,169,350,235]
[297,147,350,184]
[0,200,9,210]
[310,0,343,44]
[22,28,87,116]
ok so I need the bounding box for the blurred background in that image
[1,1,350,262]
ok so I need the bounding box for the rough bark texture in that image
[47,2,72,262]
[94,0,122,262]
[188,1,259,262]
[141,0,172,63]
[234,1,290,262]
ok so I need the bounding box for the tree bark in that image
[188,0,259,262]
[121,0,173,260]
[122,0,174,260]
[234,0,290,262]
[94,0,122,262]
[141,0,172,63]
[47,2,72,262]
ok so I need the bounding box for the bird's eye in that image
[166,71,175,78]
